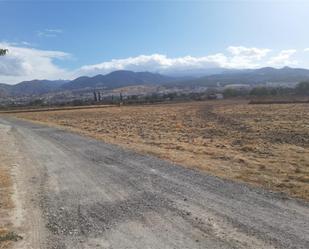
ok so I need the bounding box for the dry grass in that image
[0,169,12,210]
[0,151,14,249]
[0,127,23,248]
[0,228,10,249]
[13,100,309,200]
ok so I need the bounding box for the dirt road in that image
[0,116,308,249]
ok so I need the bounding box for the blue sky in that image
[1,0,309,83]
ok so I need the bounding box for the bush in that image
[29,99,44,106]
[223,88,248,97]
[296,81,309,95]
[250,87,270,96]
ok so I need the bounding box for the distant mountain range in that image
[1,67,309,98]
[169,67,309,87]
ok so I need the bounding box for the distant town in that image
[0,67,308,108]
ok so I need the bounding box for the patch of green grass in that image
[0,232,22,242]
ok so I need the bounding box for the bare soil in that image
[13,100,309,200]
[0,116,308,249]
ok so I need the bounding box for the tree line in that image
[223,81,309,98]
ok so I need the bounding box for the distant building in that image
[207,93,224,100]
[224,84,250,89]
[216,93,224,99]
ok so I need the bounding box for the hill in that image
[62,70,176,90]
[0,80,68,97]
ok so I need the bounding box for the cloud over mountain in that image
[268,49,298,67]
[0,42,307,84]
[75,46,272,77]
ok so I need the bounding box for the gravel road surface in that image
[0,116,308,249]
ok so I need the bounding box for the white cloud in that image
[75,46,271,77]
[267,49,298,67]
[0,42,70,84]
[21,41,32,46]
[304,48,309,52]
[76,54,226,77]
[37,29,63,38]
[227,46,271,59]
[225,46,271,68]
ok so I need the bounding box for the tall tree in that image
[0,49,8,56]
[93,91,98,102]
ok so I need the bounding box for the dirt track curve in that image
[0,116,308,249]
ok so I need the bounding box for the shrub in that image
[296,81,309,95]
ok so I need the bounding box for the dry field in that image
[14,100,309,200]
